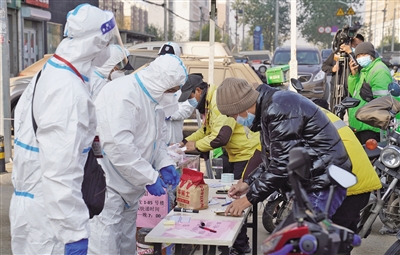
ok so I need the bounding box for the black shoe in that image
[219,248,245,255]
[244,243,252,254]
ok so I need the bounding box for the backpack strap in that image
[31,70,42,135]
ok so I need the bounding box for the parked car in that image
[271,45,328,100]
[321,49,332,62]
[239,50,272,73]
[128,41,234,62]
[375,50,392,68]
[233,53,250,64]
[390,52,400,66]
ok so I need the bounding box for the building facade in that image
[364,0,400,51]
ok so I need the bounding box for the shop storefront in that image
[20,0,50,70]
[6,0,20,77]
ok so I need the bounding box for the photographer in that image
[322,34,364,108]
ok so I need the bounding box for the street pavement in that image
[1,161,398,255]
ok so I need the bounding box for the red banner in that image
[25,0,49,9]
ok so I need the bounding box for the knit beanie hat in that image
[216,77,259,116]
[355,42,375,58]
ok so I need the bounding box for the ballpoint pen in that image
[221,201,232,206]
[199,222,217,233]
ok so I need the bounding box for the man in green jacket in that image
[348,42,392,144]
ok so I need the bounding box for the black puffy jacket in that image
[244,84,352,204]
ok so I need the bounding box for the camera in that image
[332,22,362,53]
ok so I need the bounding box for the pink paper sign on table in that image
[136,191,169,228]
[161,219,237,239]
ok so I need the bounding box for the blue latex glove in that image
[160,165,180,188]
[146,177,167,196]
[65,239,88,255]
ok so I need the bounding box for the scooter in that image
[261,79,378,235]
[261,147,361,255]
[355,82,400,241]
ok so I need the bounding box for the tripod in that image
[330,52,350,112]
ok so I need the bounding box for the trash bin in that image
[137,228,154,255]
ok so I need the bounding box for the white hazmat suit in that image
[90,44,127,101]
[10,4,122,254]
[164,90,195,145]
[88,54,187,254]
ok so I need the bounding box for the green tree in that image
[145,24,163,41]
[298,0,363,48]
[191,23,222,42]
[232,0,291,52]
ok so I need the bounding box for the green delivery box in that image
[266,64,290,85]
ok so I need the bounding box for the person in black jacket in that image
[322,34,364,109]
[215,78,352,219]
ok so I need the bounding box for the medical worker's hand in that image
[160,165,180,189]
[65,239,88,255]
[146,177,167,196]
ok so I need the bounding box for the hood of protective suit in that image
[136,54,187,103]
[54,4,117,78]
[158,42,181,56]
[94,44,127,78]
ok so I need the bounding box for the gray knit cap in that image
[355,42,375,58]
[216,77,259,116]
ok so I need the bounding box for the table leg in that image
[209,245,217,254]
[175,244,182,255]
[203,245,208,255]
[154,243,162,255]
[252,203,258,255]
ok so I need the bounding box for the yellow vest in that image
[321,108,382,195]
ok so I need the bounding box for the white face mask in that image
[158,93,178,117]
[110,70,125,80]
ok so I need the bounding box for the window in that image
[47,22,62,54]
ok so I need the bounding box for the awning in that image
[21,6,51,21]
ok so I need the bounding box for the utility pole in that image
[368,1,373,41]
[391,7,396,52]
[241,1,245,51]
[374,1,378,46]
[0,0,11,165]
[275,0,279,51]
[381,7,387,55]
[235,9,238,53]
[199,6,203,41]
[163,0,167,41]
[289,0,297,93]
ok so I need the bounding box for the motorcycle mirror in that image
[290,78,304,92]
[288,148,311,180]
[388,82,400,97]
[340,97,361,108]
[328,165,357,188]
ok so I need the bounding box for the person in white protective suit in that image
[90,44,131,101]
[9,4,126,255]
[88,54,187,254]
[156,42,196,145]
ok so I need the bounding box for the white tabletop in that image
[145,179,248,246]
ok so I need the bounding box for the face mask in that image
[158,93,178,117]
[357,56,372,68]
[110,70,125,80]
[236,111,255,127]
[188,97,198,107]
[351,47,355,53]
